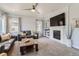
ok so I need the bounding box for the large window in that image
[0,17,2,34]
[0,13,7,34]
[36,20,43,37]
[8,17,20,36]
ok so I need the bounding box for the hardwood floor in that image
[25,37,79,56]
[9,37,79,56]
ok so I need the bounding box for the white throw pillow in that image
[1,33,11,42]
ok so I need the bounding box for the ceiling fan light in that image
[31,9,35,12]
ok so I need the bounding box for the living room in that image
[1,3,79,56]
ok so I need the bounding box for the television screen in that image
[50,13,65,26]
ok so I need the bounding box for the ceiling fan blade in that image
[34,3,38,8]
[23,8,32,10]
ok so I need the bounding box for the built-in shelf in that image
[43,20,50,38]
[44,28,50,38]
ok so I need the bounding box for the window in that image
[0,17,2,34]
[0,14,7,34]
[36,20,43,37]
[8,17,20,36]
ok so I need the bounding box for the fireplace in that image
[53,30,61,40]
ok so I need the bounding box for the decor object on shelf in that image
[76,20,79,27]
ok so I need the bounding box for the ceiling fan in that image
[23,3,40,14]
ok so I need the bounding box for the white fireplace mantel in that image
[49,26,71,47]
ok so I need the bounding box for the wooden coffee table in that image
[19,38,38,55]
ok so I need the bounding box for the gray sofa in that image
[0,33,16,53]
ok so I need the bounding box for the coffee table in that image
[19,38,38,55]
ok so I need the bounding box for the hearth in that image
[53,30,60,40]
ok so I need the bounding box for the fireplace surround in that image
[53,30,61,40]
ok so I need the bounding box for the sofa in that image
[0,33,16,54]
[22,31,32,38]
[19,31,39,39]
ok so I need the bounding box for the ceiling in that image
[0,3,71,18]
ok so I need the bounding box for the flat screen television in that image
[50,13,65,26]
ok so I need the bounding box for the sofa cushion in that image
[0,33,11,42]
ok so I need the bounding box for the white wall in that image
[21,17,36,34]
[43,4,79,48]
[69,4,79,48]
[43,7,71,47]
[70,4,79,27]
